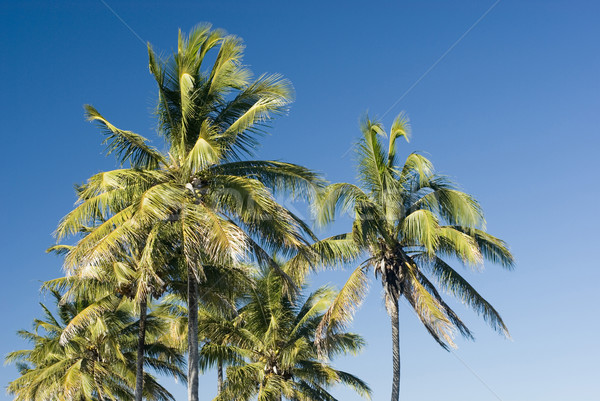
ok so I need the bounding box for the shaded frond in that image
[85,105,166,169]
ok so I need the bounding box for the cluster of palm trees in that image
[6,24,514,401]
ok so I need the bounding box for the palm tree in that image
[54,25,323,401]
[160,249,360,398]
[46,221,173,401]
[197,264,253,396]
[316,113,514,401]
[200,266,372,401]
[6,290,185,401]
[159,262,255,396]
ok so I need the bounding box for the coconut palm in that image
[162,246,361,398]
[197,264,254,395]
[46,221,174,401]
[54,25,324,401]
[316,113,514,401]
[6,290,185,401]
[199,266,372,401]
[159,262,255,395]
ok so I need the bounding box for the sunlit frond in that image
[209,268,370,401]
[85,105,166,169]
[184,119,222,173]
[316,265,369,349]
[398,153,434,187]
[403,265,456,349]
[218,74,293,159]
[413,179,485,228]
[436,226,483,267]
[6,293,184,401]
[387,111,411,168]
[283,234,361,283]
[356,115,389,198]
[452,227,514,269]
[316,182,383,228]
[401,209,440,254]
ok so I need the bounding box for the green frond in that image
[356,115,389,198]
[208,176,310,255]
[387,112,411,168]
[426,256,510,337]
[403,266,456,349]
[290,287,337,338]
[414,182,485,228]
[63,205,137,269]
[316,265,369,348]
[436,226,483,267]
[283,235,361,283]
[84,105,166,169]
[184,119,222,173]
[55,168,165,241]
[180,202,248,268]
[46,244,74,256]
[398,153,434,187]
[452,227,515,269]
[401,209,440,254]
[59,294,120,345]
[414,270,474,340]
[218,73,293,159]
[178,71,196,148]
[316,183,383,229]
[335,370,372,399]
[208,35,248,95]
[210,160,325,199]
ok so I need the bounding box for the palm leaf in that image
[85,105,166,169]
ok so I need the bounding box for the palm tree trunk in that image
[134,298,147,401]
[188,269,200,401]
[217,360,223,394]
[390,298,400,401]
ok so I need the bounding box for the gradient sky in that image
[1,1,599,400]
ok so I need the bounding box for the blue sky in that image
[1,1,599,400]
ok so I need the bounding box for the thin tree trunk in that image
[390,298,400,401]
[188,270,200,401]
[135,298,147,401]
[217,360,223,394]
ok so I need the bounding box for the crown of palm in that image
[54,25,324,297]
[317,114,514,349]
[198,268,371,401]
[6,291,184,401]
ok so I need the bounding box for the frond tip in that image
[84,105,166,169]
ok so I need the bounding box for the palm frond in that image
[401,209,440,254]
[218,74,293,159]
[316,265,369,350]
[425,256,510,337]
[85,105,166,169]
[403,265,456,349]
[387,112,411,168]
[452,227,515,269]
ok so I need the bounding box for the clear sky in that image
[1,1,599,400]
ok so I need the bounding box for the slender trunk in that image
[390,298,400,401]
[188,270,200,401]
[217,360,223,394]
[134,298,147,401]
